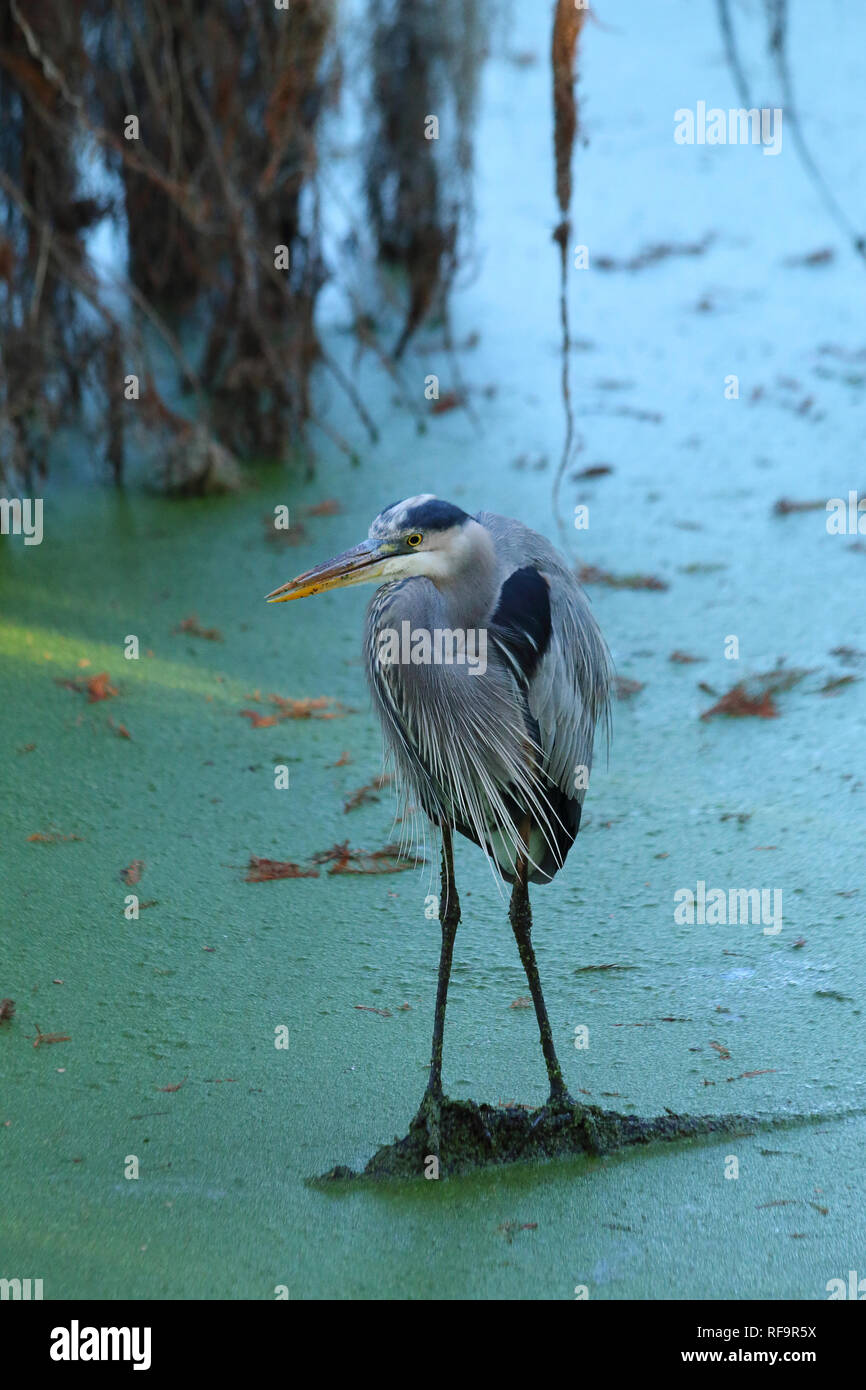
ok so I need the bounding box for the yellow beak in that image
[266,539,391,603]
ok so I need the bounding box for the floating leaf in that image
[245,856,319,882]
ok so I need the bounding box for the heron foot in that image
[412,1087,444,1156]
[530,1087,580,1132]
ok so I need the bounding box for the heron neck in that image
[431,521,499,628]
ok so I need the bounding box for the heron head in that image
[266,495,481,602]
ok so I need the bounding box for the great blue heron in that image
[267,494,612,1131]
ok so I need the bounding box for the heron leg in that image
[509,847,572,1108]
[427,822,460,1100]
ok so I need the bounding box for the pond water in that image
[1,0,864,1299]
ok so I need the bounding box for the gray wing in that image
[476,511,613,805]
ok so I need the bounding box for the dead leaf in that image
[773,497,826,515]
[578,564,668,591]
[343,774,391,812]
[245,856,320,882]
[430,391,462,414]
[615,676,644,699]
[57,672,119,701]
[33,1025,70,1048]
[242,693,350,723]
[28,831,83,843]
[121,860,145,886]
[313,841,424,875]
[820,674,860,695]
[239,709,279,728]
[174,615,222,641]
[701,686,778,720]
[304,498,342,517]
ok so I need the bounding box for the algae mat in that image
[2,0,866,1298]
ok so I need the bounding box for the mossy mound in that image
[317,1096,763,1182]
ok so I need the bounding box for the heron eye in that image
[406,533,423,548]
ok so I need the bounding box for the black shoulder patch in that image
[490,566,552,681]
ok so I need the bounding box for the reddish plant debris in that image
[28,831,83,843]
[174,614,222,641]
[509,996,532,1009]
[245,856,319,882]
[669,650,705,664]
[239,709,280,728]
[330,751,353,767]
[57,671,119,701]
[701,686,779,720]
[87,672,118,701]
[578,564,668,591]
[156,1079,187,1093]
[17,743,36,753]
[615,676,644,699]
[701,663,814,720]
[242,693,350,723]
[430,391,463,415]
[0,999,15,1023]
[710,1040,731,1059]
[312,841,423,875]
[108,716,132,739]
[343,774,392,813]
[354,1004,392,1017]
[271,693,351,718]
[304,498,342,517]
[792,937,807,949]
[33,1024,70,1048]
[738,1070,776,1079]
[397,1003,412,1011]
[120,860,145,886]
